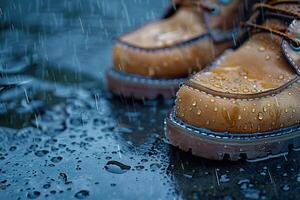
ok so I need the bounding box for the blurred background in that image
[0,0,299,199]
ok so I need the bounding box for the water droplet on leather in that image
[258,113,263,120]
[197,110,202,116]
[214,83,222,88]
[258,46,265,52]
[278,75,284,80]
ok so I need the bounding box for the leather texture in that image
[112,0,247,78]
[175,3,300,134]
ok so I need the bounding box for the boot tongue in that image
[203,0,256,42]
[259,3,299,23]
[244,2,299,41]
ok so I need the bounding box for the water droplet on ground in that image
[27,191,41,199]
[150,163,161,171]
[104,160,131,174]
[282,184,290,191]
[74,190,90,199]
[50,156,63,163]
[297,174,300,182]
[34,150,49,157]
[42,183,51,189]
[220,174,230,183]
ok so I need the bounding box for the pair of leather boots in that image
[106,0,300,161]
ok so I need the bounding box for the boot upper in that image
[113,0,253,78]
[175,1,300,133]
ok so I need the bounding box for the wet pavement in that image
[0,0,300,199]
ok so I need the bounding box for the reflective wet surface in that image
[0,0,300,199]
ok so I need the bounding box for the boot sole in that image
[165,109,300,161]
[106,68,185,100]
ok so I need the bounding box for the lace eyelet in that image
[290,38,300,51]
[209,4,220,16]
[218,0,232,5]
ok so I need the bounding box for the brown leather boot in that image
[106,0,256,99]
[166,1,300,161]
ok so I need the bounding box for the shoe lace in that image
[241,0,300,47]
